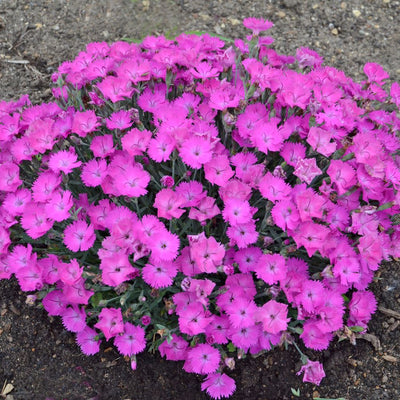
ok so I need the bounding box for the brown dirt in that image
[0,1,399,399]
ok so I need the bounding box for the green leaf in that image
[227,342,236,353]
[349,325,365,333]
[90,292,103,308]
[291,388,301,397]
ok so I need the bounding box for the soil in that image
[0,1,399,399]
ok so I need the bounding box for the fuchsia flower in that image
[72,110,100,137]
[114,322,146,356]
[184,343,221,374]
[63,220,95,252]
[159,334,188,361]
[188,232,225,273]
[297,359,326,385]
[94,307,124,341]
[48,150,82,174]
[0,162,22,192]
[61,304,87,333]
[243,17,273,35]
[80,159,108,187]
[257,300,289,334]
[142,260,177,288]
[76,326,101,355]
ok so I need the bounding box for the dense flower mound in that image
[1,18,400,398]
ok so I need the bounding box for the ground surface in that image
[0,1,399,399]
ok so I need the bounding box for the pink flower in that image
[180,136,213,169]
[2,189,31,216]
[176,181,206,208]
[178,301,210,336]
[294,158,322,185]
[121,128,152,156]
[80,159,108,187]
[48,150,82,174]
[96,75,134,102]
[153,188,186,220]
[112,163,150,197]
[259,172,291,202]
[21,203,54,239]
[189,232,225,273]
[226,221,259,249]
[205,315,230,345]
[61,304,87,333]
[364,62,389,84]
[348,290,377,328]
[255,254,287,285]
[63,220,96,252]
[295,280,325,312]
[256,300,289,334]
[106,110,132,130]
[32,171,61,202]
[100,252,136,287]
[148,230,180,261]
[201,373,236,399]
[222,198,254,226]
[94,307,124,341]
[76,326,101,355]
[114,322,146,356]
[184,343,221,374]
[226,298,257,329]
[147,131,175,162]
[234,246,262,273]
[190,62,221,79]
[42,289,66,316]
[300,320,333,350]
[204,155,234,187]
[159,334,188,361]
[45,190,73,222]
[72,110,100,137]
[189,196,221,225]
[271,199,300,230]
[90,134,115,158]
[306,127,336,157]
[327,160,357,195]
[59,259,83,285]
[142,260,177,288]
[296,47,324,69]
[297,359,326,385]
[243,17,273,35]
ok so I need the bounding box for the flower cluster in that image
[0,17,399,398]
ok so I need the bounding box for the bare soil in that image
[0,1,399,399]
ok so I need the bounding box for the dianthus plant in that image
[1,17,399,399]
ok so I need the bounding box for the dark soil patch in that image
[0,1,399,399]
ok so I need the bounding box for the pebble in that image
[277,11,286,18]
[382,375,389,383]
[331,28,339,35]
[352,9,361,17]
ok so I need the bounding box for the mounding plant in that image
[0,17,399,399]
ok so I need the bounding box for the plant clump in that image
[0,17,399,399]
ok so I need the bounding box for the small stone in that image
[382,375,389,383]
[353,9,361,17]
[277,11,286,18]
[312,3,319,8]
[228,17,241,25]
[331,28,339,35]
[341,2,347,8]
[383,0,390,3]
